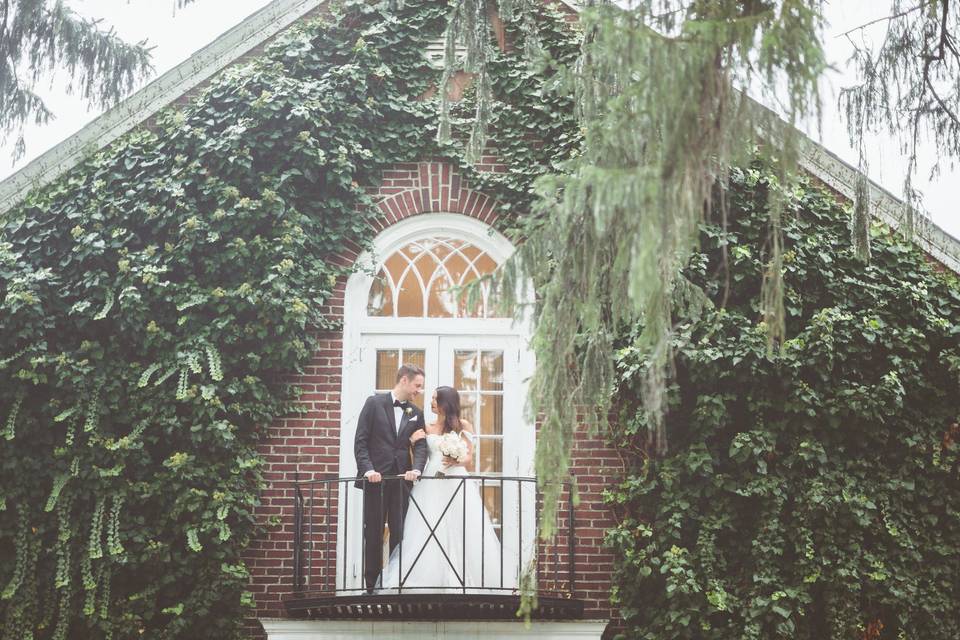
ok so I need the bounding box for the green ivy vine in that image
[608,165,960,639]
[0,1,579,638]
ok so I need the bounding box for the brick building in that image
[1,1,958,639]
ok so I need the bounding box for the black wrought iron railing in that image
[290,475,577,599]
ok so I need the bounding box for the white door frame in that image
[336,213,535,594]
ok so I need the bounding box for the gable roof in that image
[0,0,957,274]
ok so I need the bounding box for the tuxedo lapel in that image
[380,393,397,439]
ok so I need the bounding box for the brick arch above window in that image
[330,161,507,273]
[371,161,503,231]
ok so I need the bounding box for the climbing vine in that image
[0,1,579,638]
[3,1,958,637]
[607,165,960,639]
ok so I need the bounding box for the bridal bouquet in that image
[437,432,468,476]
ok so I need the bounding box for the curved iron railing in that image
[291,475,577,598]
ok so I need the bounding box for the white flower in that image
[438,432,468,461]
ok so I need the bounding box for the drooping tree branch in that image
[440,0,828,538]
[842,0,960,241]
[0,1,158,162]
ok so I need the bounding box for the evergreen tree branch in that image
[0,0,154,162]
[835,0,934,39]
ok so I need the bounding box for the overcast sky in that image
[3,0,958,240]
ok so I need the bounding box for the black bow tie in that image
[393,399,407,408]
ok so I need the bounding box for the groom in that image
[354,363,428,592]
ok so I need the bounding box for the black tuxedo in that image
[353,392,427,590]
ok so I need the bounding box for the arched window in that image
[366,236,504,318]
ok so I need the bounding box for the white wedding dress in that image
[377,431,520,594]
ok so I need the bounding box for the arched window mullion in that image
[422,242,460,317]
[445,246,484,318]
[405,251,432,317]
[394,248,426,317]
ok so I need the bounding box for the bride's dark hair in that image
[435,386,462,433]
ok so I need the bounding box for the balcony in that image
[284,475,584,621]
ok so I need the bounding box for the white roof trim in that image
[0,0,958,275]
[0,0,323,214]
[800,141,960,273]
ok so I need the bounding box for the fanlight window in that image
[367,236,503,318]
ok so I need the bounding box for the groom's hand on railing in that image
[403,470,420,482]
[365,471,382,483]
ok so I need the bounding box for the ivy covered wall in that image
[3,0,957,638]
[0,1,579,638]
[608,166,960,640]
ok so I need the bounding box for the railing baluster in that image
[500,477,504,589]
[293,484,302,591]
[462,477,467,594]
[480,477,485,589]
[517,478,523,585]
[326,480,333,593]
[343,476,354,591]
[307,484,314,589]
[398,477,403,593]
[554,486,561,593]
[568,481,575,594]
[379,479,385,591]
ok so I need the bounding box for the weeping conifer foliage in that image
[841,0,960,242]
[441,0,828,522]
[0,0,201,161]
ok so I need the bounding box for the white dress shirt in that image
[390,391,403,433]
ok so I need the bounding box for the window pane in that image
[397,267,424,316]
[426,273,456,317]
[402,350,426,410]
[480,394,503,436]
[384,252,408,289]
[460,393,477,429]
[478,437,502,473]
[401,349,425,372]
[454,351,478,391]
[473,252,498,277]
[461,244,481,263]
[367,269,393,317]
[455,272,485,318]
[480,351,503,390]
[445,250,469,286]
[376,350,399,390]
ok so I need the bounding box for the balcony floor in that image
[284,592,584,621]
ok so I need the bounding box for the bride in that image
[376,386,519,593]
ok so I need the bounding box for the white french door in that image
[338,333,533,591]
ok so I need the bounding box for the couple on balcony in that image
[354,363,519,594]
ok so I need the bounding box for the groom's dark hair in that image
[396,363,425,382]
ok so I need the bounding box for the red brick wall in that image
[243,161,622,638]
[569,421,625,636]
